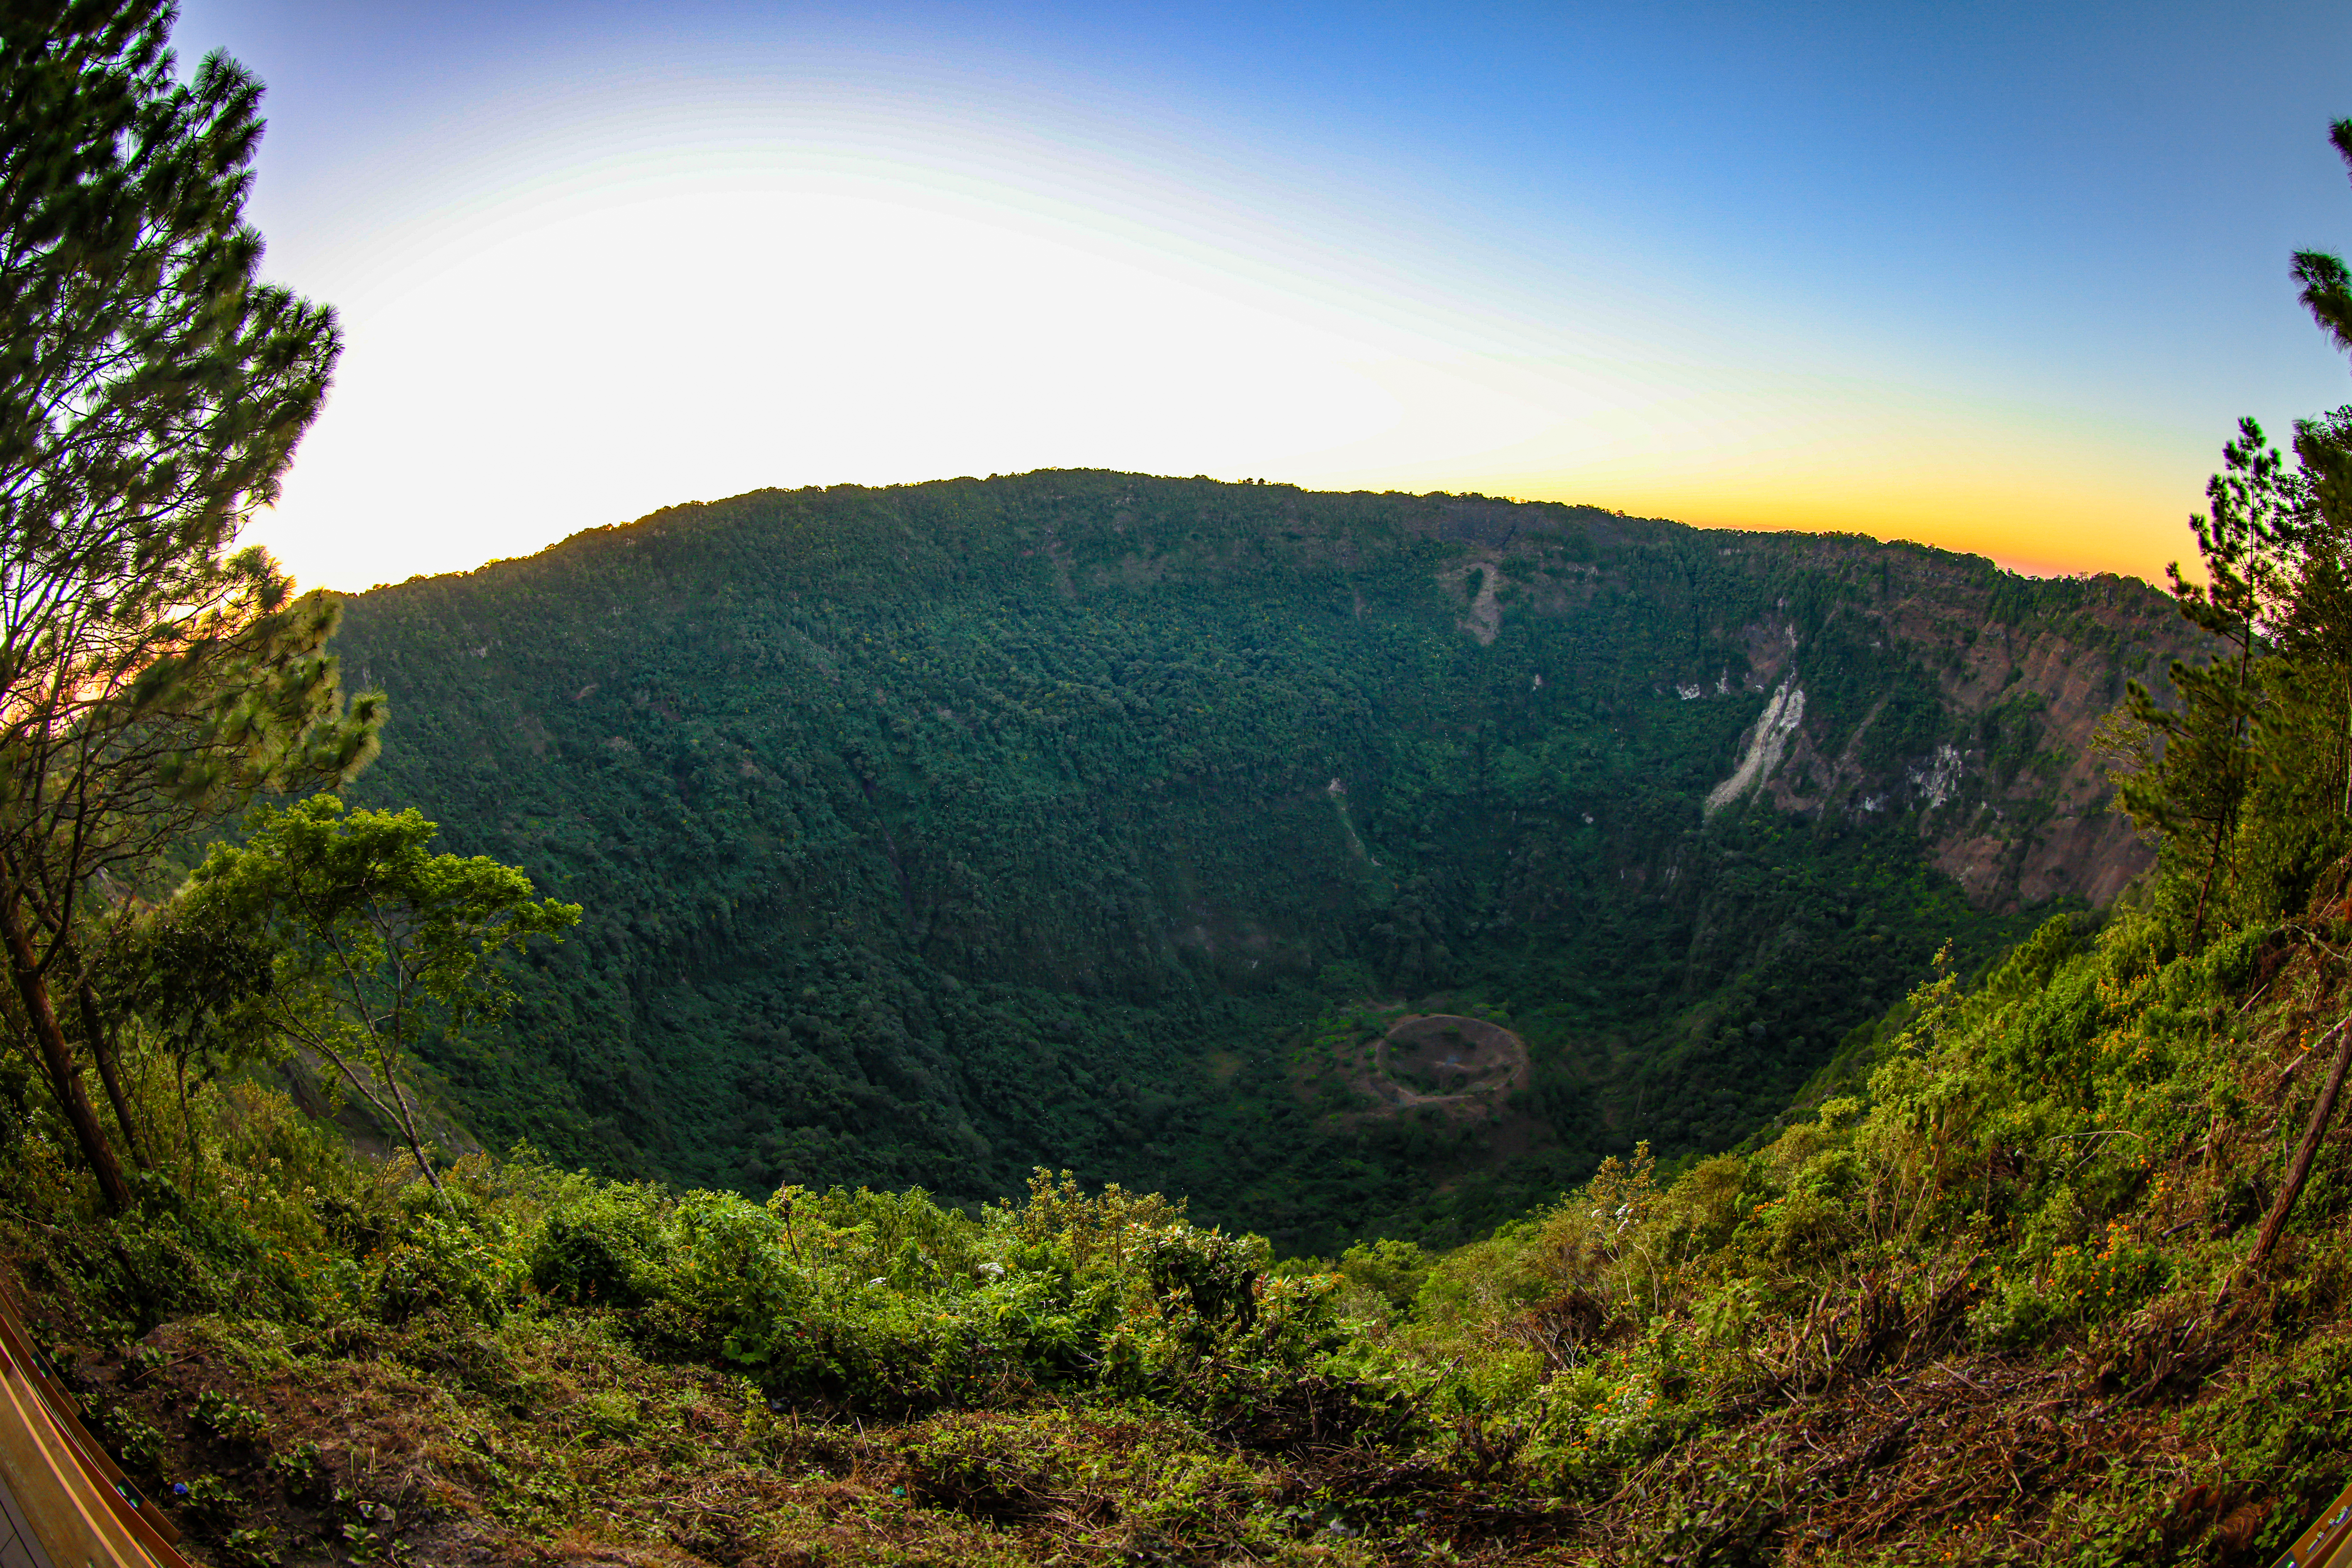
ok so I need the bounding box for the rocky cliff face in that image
[1643,543,2205,912]
[1422,504,2203,913]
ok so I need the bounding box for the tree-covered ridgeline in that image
[16,110,2352,1559]
[332,475,2197,1247]
[20,2,2352,1561]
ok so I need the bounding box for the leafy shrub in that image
[1137,1223,1266,1345]
[1306,1236,1428,1326]
[376,1211,520,1324]
[528,1183,672,1308]
[1974,1218,2173,1346]
[98,1404,167,1475]
[193,1388,272,1443]
[265,1440,325,1499]
[182,1473,242,1527]
[219,1526,282,1568]
[903,1409,1258,1530]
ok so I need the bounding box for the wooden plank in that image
[2274,1479,2352,1568]
[0,1343,155,1568]
[0,1333,206,1568]
[0,1443,64,1568]
[0,1290,179,1550]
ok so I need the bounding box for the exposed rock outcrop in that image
[1706,549,2205,911]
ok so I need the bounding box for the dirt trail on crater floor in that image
[1348,1013,1529,1122]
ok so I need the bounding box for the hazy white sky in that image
[178,0,2352,591]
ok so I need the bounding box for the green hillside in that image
[15,456,2350,1560]
[22,18,2352,1563]
[331,473,2193,1249]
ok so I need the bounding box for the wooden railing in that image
[0,1284,189,1568]
[2274,1480,2352,1568]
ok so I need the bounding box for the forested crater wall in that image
[330,472,2205,1248]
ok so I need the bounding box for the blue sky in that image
[175,0,2352,590]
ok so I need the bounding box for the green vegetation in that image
[16,887,2352,1564]
[0,0,379,1211]
[179,795,581,1194]
[331,476,2178,1249]
[24,6,2352,1563]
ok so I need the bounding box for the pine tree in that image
[2115,120,2352,941]
[2293,120,2352,361]
[2224,408,2352,914]
[2112,420,2296,946]
[0,2,381,1208]
[2273,121,2352,824]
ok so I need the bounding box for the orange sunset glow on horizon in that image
[176,0,2352,597]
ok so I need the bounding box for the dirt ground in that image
[1353,1014,1530,1123]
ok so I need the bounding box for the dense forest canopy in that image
[330,474,2198,1249]
[32,7,2352,1564]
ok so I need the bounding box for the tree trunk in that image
[384,1069,446,1200]
[175,1052,203,1190]
[76,979,146,1170]
[2251,1010,2352,1268]
[2193,617,2258,950]
[2190,812,2231,950]
[0,893,130,1211]
[2339,669,2350,817]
